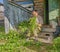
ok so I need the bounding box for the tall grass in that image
[0,26,4,32]
[0,30,42,52]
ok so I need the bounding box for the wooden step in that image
[38,34,53,42]
[37,27,54,43]
[38,36,49,40]
[37,38,53,44]
[42,27,56,32]
[39,31,53,37]
[30,37,53,44]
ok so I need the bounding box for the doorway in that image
[44,0,49,25]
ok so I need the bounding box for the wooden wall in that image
[34,0,44,17]
[4,0,32,33]
[4,0,59,33]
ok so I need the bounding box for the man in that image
[32,10,43,38]
[32,10,43,25]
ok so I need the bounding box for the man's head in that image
[32,10,38,16]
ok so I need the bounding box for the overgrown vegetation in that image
[53,37,60,52]
[18,17,40,38]
[0,26,4,32]
[0,30,42,52]
[45,37,60,52]
[0,17,60,52]
[0,28,60,52]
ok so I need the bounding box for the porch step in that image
[42,27,56,32]
[37,38,53,44]
[30,36,53,44]
[39,32,53,41]
[37,27,55,43]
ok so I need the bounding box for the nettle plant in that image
[18,17,38,37]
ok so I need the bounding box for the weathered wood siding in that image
[4,0,32,33]
[34,0,44,17]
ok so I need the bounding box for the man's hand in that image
[37,24,42,27]
[37,24,42,31]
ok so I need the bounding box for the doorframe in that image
[44,0,49,25]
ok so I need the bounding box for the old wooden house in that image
[3,0,60,43]
[3,0,60,32]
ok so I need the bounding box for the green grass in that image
[0,31,59,52]
[0,30,48,52]
[0,31,42,52]
[0,26,4,32]
[0,26,60,52]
